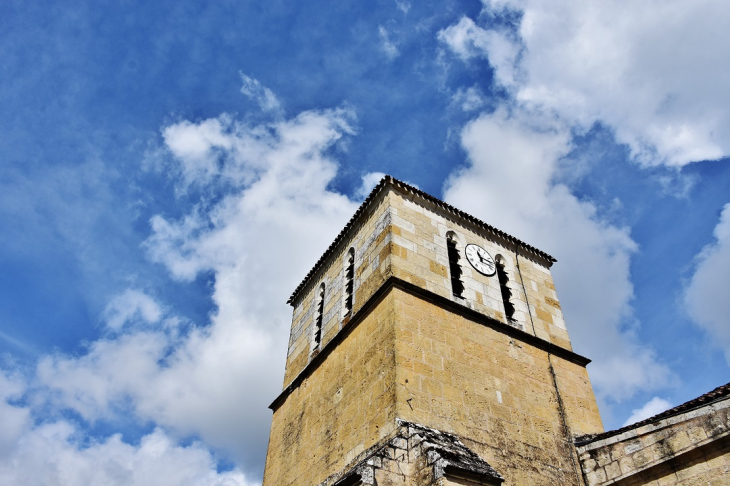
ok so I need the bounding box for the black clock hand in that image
[479,253,494,269]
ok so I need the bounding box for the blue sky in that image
[1,0,730,484]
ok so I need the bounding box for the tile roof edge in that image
[287,175,556,305]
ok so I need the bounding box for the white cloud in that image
[395,0,411,14]
[0,370,30,458]
[379,26,400,59]
[0,368,251,485]
[0,421,252,486]
[440,0,730,166]
[356,172,386,200]
[32,106,360,475]
[685,203,730,363]
[452,86,487,112]
[239,73,282,114]
[36,332,172,421]
[438,17,520,88]
[443,109,671,402]
[161,115,241,188]
[162,109,353,192]
[622,397,672,427]
[438,17,486,60]
[103,289,163,331]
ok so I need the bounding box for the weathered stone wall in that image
[283,190,393,387]
[391,287,603,485]
[266,280,603,486]
[263,292,399,486]
[577,397,730,485]
[385,191,571,351]
[614,435,730,485]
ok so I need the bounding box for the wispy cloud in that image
[438,17,520,88]
[0,331,37,356]
[685,203,730,363]
[451,86,487,112]
[395,0,411,14]
[103,289,163,331]
[622,397,672,427]
[355,172,386,200]
[239,73,282,114]
[378,26,400,59]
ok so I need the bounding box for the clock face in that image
[465,244,496,276]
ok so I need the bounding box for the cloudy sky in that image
[1,0,729,484]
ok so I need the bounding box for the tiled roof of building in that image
[287,175,556,304]
[576,381,730,446]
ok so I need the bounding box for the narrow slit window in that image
[446,234,465,298]
[313,283,325,349]
[344,248,355,316]
[496,258,516,322]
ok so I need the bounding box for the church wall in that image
[263,291,399,486]
[511,255,572,350]
[384,191,574,352]
[387,193,520,328]
[283,190,395,387]
[550,354,605,437]
[390,287,603,485]
[577,397,730,485]
[611,435,730,485]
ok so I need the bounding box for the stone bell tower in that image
[262,176,604,486]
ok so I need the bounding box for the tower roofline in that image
[287,175,556,305]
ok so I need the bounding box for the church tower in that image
[262,176,604,486]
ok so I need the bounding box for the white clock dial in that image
[465,244,496,276]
